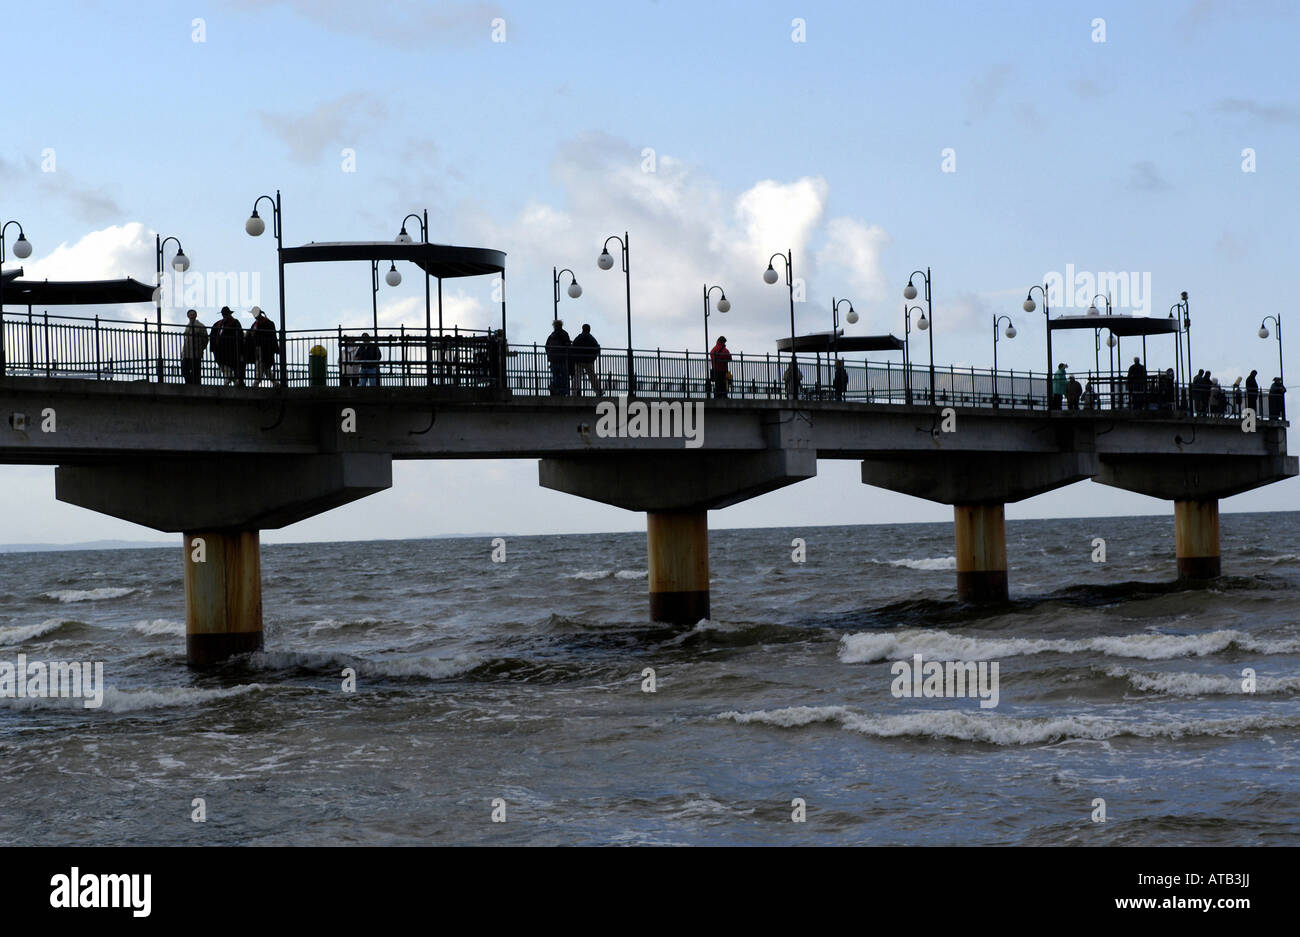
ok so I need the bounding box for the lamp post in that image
[704,284,729,353]
[904,268,934,404]
[397,210,434,384]
[992,314,1016,407]
[246,191,286,385]
[154,235,190,382]
[764,250,799,399]
[1260,315,1284,386]
[1086,292,1111,382]
[1106,330,1117,408]
[904,304,923,405]
[830,297,857,397]
[598,232,634,395]
[0,220,33,378]
[1022,284,1052,409]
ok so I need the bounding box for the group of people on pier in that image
[1048,356,1285,419]
[180,306,281,387]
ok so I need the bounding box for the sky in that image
[1,0,1297,543]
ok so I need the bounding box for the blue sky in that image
[1,0,1297,542]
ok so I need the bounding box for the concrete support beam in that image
[540,450,815,623]
[1093,454,1297,501]
[647,511,710,624]
[184,530,263,667]
[56,453,392,531]
[860,452,1097,505]
[954,504,1008,602]
[1174,499,1220,580]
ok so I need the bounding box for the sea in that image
[1,512,1297,846]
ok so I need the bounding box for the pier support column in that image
[1174,499,1220,580]
[647,511,710,624]
[184,530,263,667]
[953,504,1008,602]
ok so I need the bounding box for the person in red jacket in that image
[710,336,731,399]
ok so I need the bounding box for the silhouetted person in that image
[1065,374,1082,410]
[340,336,358,387]
[784,358,802,399]
[356,332,381,386]
[1127,356,1146,410]
[1209,378,1226,416]
[1269,377,1286,420]
[833,358,849,401]
[209,306,244,386]
[570,324,603,396]
[1231,376,1243,416]
[180,309,207,385]
[1190,368,1206,416]
[1246,369,1260,415]
[246,308,280,387]
[709,336,731,399]
[545,319,570,396]
[1159,368,1175,412]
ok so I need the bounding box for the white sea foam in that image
[131,619,185,637]
[43,587,134,603]
[615,569,649,580]
[562,570,612,580]
[838,628,1300,663]
[882,556,957,571]
[0,683,264,713]
[717,706,1300,745]
[1104,666,1300,697]
[248,649,481,680]
[0,619,72,644]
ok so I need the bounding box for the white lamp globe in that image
[846,309,859,325]
[1023,298,1036,313]
[903,283,917,300]
[763,266,778,284]
[12,235,32,259]
[1006,325,1017,339]
[598,251,614,270]
[172,250,190,272]
[396,228,412,244]
[1106,334,1117,348]
[1087,305,1099,316]
[717,297,730,314]
[385,264,402,287]
[917,315,929,331]
[1259,326,1270,339]
[245,214,265,237]
[567,281,582,299]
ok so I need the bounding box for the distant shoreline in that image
[1,510,1292,555]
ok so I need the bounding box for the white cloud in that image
[21,222,155,282]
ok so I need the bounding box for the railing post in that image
[43,311,51,376]
[401,324,407,387]
[0,309,6,377]
[95,315,102,379]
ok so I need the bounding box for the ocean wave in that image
[131,619,185,637]
[615,569,649,580]
[307,617,384,634]
[0,619,78,644]
[838,628,1300,663]
[1103,665,1300,697]
[0,683,264,713]
[41,587,134,604]
[562,570,612,580]
[878,556,957,571]
[716,705,1300,745]
[247,649,481,680]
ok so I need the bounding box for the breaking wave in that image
[131,619,185,637]
[0,619,79,644]
[41,587,135,604]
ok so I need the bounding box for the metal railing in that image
[0,310,1287,420]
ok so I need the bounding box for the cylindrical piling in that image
[646,510,710,624]
[1174,499,1221,579]
[953,503,1009,602]
[183,530,264,667]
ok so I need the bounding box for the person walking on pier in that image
[246,308,280,387]
[1159,368,1175,412]
[1065,374,1082,410]
[1190,369,1206,415]
[571,324,603,397]
[1246,369,1260,415]
[1126,356,1147,410]
[1209,378,1226,417]
[180,309,207,385]
[546,319,571,396]
[1268,377,1286,420]
[340,336,358,387]
[784,357,802,400]
[710,336,731,399]
[356,333,381,386]
[209,306,244,386]
[1231,376,1243,416]
[833,358,849,402]
[1050,363,1067,410]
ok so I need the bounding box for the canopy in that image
[1049,314,1179,337]
[1,267,21,283]
[0,277,156,306]
[280,241,505,279]
[776,331,905,353]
